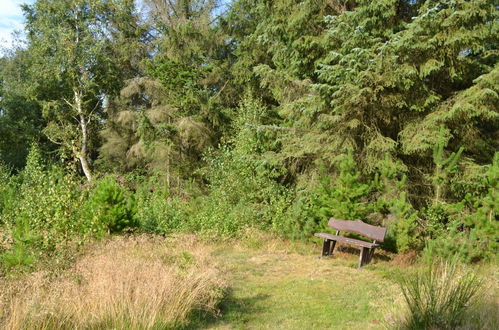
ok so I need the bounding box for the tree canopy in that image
[0,0,497,261]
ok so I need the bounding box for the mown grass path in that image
[195,238,401,329]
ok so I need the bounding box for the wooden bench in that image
[315,218,387,268]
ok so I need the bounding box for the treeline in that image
[0,0,497,267]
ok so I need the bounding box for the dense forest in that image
[0,0,497,272]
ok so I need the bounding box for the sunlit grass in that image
[1,230,497,329]
[0,234,227,329]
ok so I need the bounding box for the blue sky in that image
[0,0,35,50]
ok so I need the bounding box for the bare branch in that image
[62,97,75,109]
[87,99,101,125]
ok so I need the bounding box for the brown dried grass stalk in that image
[0,234,227,329]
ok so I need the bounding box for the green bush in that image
[398,259,483,329]
[371,156,420,253]
[422,153,498,263]
[279,152,373,239]
[0,161,17,223]
[136,184,189,235]
[203,146,289,236]
[189,98,290,237]
[1,145,86,252]
[82,176,138,234]
[1,218,39,271]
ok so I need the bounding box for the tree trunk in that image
[75,90,93,182]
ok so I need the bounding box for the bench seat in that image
[314,233,379,249]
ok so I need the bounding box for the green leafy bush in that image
[1,145,86,252]
[192,146,287,236]
[136,183,190,235]
[187,98,289,236]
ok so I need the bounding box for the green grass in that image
[188,236,401,329]
[3,232,497,329]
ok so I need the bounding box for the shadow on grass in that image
[336,245,391,262]
[182,288,270,329]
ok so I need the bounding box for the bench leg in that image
[330,240,337,256]
[358,247,371,268]
[368,247,376,263]
[321,239,331,257]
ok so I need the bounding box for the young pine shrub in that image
[372,155,420,253]
[281,151,373,239]
[398,259,483,329]
[0,218,39,271]
[82,176,138,234]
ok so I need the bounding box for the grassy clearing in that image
[1,232,497,329]
[194,232,498,330]
[191,233,400,329]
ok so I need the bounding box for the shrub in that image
[280,152,373,239]
[194,139,288,236]
[1,145,86,253]
[0,161,17,222]
[136,186,190,235]
[398,259,483,329]
[0,218,39,271]
[421,153,498,263]
[82,176,138,234]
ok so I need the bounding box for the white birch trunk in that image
[75,89,93,182]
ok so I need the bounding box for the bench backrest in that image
[328,218,387,242]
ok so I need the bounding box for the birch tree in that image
[23,0,144,181]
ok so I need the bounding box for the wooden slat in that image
[327,218,387,242]
[314,233,378,249]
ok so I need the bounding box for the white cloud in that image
[0,0,35,51]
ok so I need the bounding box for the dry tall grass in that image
[0,234,227,329]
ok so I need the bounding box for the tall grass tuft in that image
[0,235,227,329]
[398,259,483,329]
